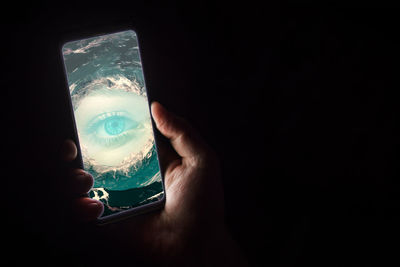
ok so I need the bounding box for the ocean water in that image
[62,30,164,217]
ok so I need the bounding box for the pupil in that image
[104,117,125,135]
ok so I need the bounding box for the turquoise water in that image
[62,30,164,217]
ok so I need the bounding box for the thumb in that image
[151,102,207,163]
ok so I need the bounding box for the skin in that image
[61,102,248,266]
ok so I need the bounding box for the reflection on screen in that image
[62,30,164,217]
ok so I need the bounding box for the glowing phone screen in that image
[62,30,164,217]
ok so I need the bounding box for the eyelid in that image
[86,111,130,132]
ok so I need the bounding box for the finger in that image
[68,169,94,196]
[60,139,77,162]
[72,197,104,222]
[151,102,207,161]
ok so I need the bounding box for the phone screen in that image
[62,30,164,219]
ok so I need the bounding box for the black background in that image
[3,2,400,266]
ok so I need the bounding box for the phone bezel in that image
[59,24,166,226]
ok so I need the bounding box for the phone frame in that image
[59,24,166,226]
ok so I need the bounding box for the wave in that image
[84,136,154,175]
[63,35,109,55]
[71,74,146,109]
[88,143,161,190]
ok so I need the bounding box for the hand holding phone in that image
[60,28,248,266]
[62,102,250,266]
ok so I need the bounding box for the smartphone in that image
[61,29,165,225]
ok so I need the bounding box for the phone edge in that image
[58,26,166,225]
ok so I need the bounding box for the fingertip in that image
[74,198,104,222]
[151,101,171,133]
[87,200,104,219]
[150,101,158,113]
[60,139,77,162]
[150,100,160,108]
[151,101,166,121]
[69,169,94,195]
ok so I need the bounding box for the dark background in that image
[3,2,400,266]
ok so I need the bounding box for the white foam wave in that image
[63,36,109,55]
[82,136,154,176]
[71,74,145,103]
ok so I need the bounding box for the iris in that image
[104,116,125,135]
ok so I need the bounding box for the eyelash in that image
[86,111,126,130]
[96,129,135,147]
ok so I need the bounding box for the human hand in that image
[61,102,247,266]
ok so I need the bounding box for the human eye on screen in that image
[84,110,142,149]
[74,89,153,168]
